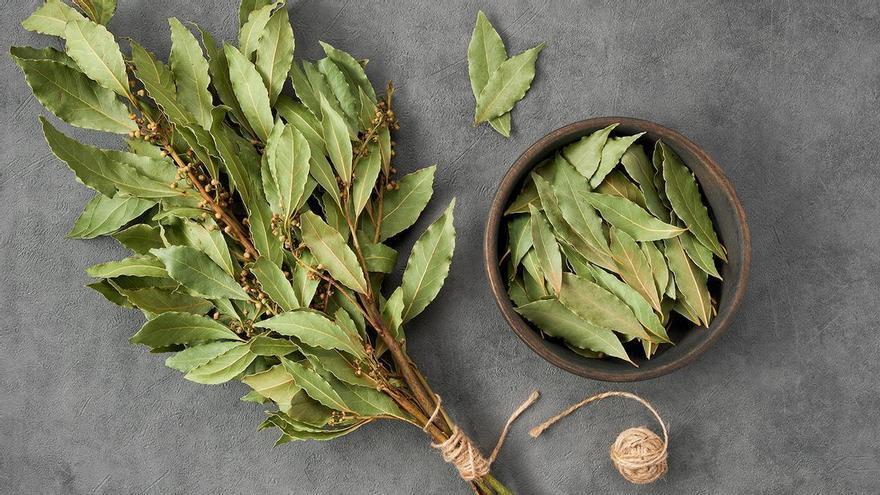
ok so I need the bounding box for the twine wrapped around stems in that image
[529,391,668,485]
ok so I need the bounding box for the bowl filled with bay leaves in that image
[484,117,750,381]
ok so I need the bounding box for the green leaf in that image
[131,312,242,348]
[590,133,645,188]
[210,122,257,204]
[165,341,241,372]
[299,211,368,294]
[642,240,670,296]
[474,43,544,124]
[664,236,713,326]
[87,279,131,307]
[121,287,213,315]
[507,215,532,272]
[562,123,617,179]
[249,335,299,356]
[152,246,250,300]
[289,61,321,118]
[203,34,249,131]
[250,257,299,311]
[130,40,194,126]
[307,150,340,207]
[299,344,376,388]
[290,250,320,308]
[319,42,376,103]
[681,231,722,279]
[64,19,129,97]
[169,18,213,130]
[400,200,456,323]
[86,255,167,278]
[660,142,726,260]
[72,0,116,25]
[467,11,511,137]
[12,56,135,134]
[381,287,405,341]
[610,227,661,312]
[225,44,274,141]
[377,166,435,241]
[22,0,86,37]
[256,5,294,104]
[621,144,668,221]
[559,273,655,342]
[596,170,646,208]
[256,310,365,358]
[581,192,685,241]
[319,94,353,183]
[361,240,397,274]
[529,205,562,295]
[239,1,277,58]
[185,343,256,384]
[504,175,540,215]
[239,0,275,26]
[552,158,613,262]
[177,219,237,277]
[276,96,324,154]
[587,266,670,342]
[242,363,299,404]
[10,46,77,67]
[350,145,381,218]
[317,58,359,125]
[281,358,349,411]
[330,379,406,419]
[266,123,311,221]
[67,194,153,239]
[113,224,164,254]
[516,299,631,364]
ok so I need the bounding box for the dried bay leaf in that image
[281,358,350,412]
[400,200,456,323]
[319,94,354,183]
[529,204,562,295]
[681,231,722,279]
[587,266,670,343]
[242,364,300,407]
[152,245,250,300]
[317,57,360,126]
[621,144,669,221]
[169,18,213,130]
[467,11,512,137]
[299,211,368,294]
[64,19,129,97]
[559,273,656,342]
[562,123,616,180]
[664,235,713,326]
[67,194,154,239]
[226,44,274,141]
[350,145,382,218]
[22,0,86,37]
[320,42,375,103]
[266,122,311,221]
[375,166,435,241]
[590,133,645,188]
[256,6,294,104]
[256,310,365,358]
[506,215,532,274]
[641,240,670,297]
[165,341,242,372]
[610,227,661,312]
[581,191,685,241]
[516,298,631,364]
[596,170,646,208]
[130,40,194,126]
[250,257,300,311]
[121,287,214,315]
[185,343,256,384]
[113,224,164,254]
[474,43,544,124]
[130,312,242,349]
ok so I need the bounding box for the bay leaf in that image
[351,145,382,219]
[596,170,646,208]
[168,18,213,130]
[361,240,398,274]
[319,93,353,183]
[290,249,320,308]
[121,288,213,315]
[185,343,256,384]
[249,335,299,356]
[516,298,632,364]
[299,211,368,294]
[320,42,376,103]
[507,215,532,273]
[225,44,274,141]
[289,61,321,119]
[239,1,277,58]
[681,231,722,279]
[68,194,153,239]
[562,124,617,180]
[281,358,350,411]
[130,40,194,126]
[308,149,340,207]
[467,10,512,137]
[329,378,407,419]
[559,272,655,342]
[151,245,250,300]
[165,341,242,372]
[130,312,242,349]
[86,254,167,278]
[317,58,359,125]
[177,219,236,277]
[529,204,562,295]
[112,224,164,254]
[275,96,325,154]
[609,227,661,312]
[400,199,456,323]
[660,141,727,260]
[587,266,671,343]
[474,43,544,124]
[590,133,645,188]
[504,173,540,215]
[72,0,116,25]
[250,257,300,311]
[299,344,377,388]
[641,240,670,296]
[551,158,615,269]
[241,364,300,407]
[87,279,131,307]
[581,191,685,241]
[267,123,311,221]
[256,6,294,104]
[376,166,435,241]
[664,235,713,326]
[64,19,129,97]
[621,144,668,221]
[256,310,365,358]
[22,0,86,37]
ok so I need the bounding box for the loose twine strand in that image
[425,391,541,481]
[530,391,669,484]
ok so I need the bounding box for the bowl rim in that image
[483,116,751,381]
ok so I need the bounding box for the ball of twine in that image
[530,391,669,485]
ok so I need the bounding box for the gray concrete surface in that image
[2,0,879,493]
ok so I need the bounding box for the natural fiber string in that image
[529,391,669,485]
[426,390,541,481]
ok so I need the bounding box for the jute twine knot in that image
[424,391,541,481]
[530,391,668,485]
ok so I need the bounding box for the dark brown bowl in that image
[484,117,750,381]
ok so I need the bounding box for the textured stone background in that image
[2,0,879,493]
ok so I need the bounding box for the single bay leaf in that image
[596,170,646,208]
[267,123,311,221]
[112,224,164,254]
[559,273,655,342]
[256,310,365,358]
[10,46,77,67]
[250,257,300,311]
[590,133,645,188]
[299,211,368,294]
[588,266,670,343]
[320,42,376,103]
[319,93,354,183]
[552,157,612,259]
[225,44,274,141]
[249,335,299,356]
[130,312,242,348]
[86,254,167,278]
[241,364,300,407]
[165,341,242,372]
[361,240,398,274]
[276,96,325,154]
[504,173,540,215]
[581,192,685,241]
[329,378,406,419]
[168,18,213,130]
[516,298,632,364]
[474,43,544,124]
[204,31,250,131]
[621,144,668,221]
[507,276,530,307]
[664,235,713,326]
[350,145,381,219]
[88,279,131,307]
[151,245,250,300]
[400,199,456,323]
[377,166,435,241]
[507,215,532,273]
[290,250,320,308]
[121,288,213,315]
[239,0,275,26]
[281,358,350,412]
[130,40,194,126]
[178,219,236,277]
[317,57,360,125]
[22,0,86,37]
[299,344,377,389]
[642,240,670,297]
[289,61,321,119]
[68,194,153,239]
[72,0,116,25]
[185,343,256,384]
[12,56,135,134]
[308,150,340,207]
[380,287,405,341]
[562,124,616,180]
[529,204,562,295]
[681,231,722,279]
[239,1,277,58]
[660,141,727,260]
[256,6,294,104]
[467,10,512,137]
[610,227,661,312]
[64,19,129,97]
